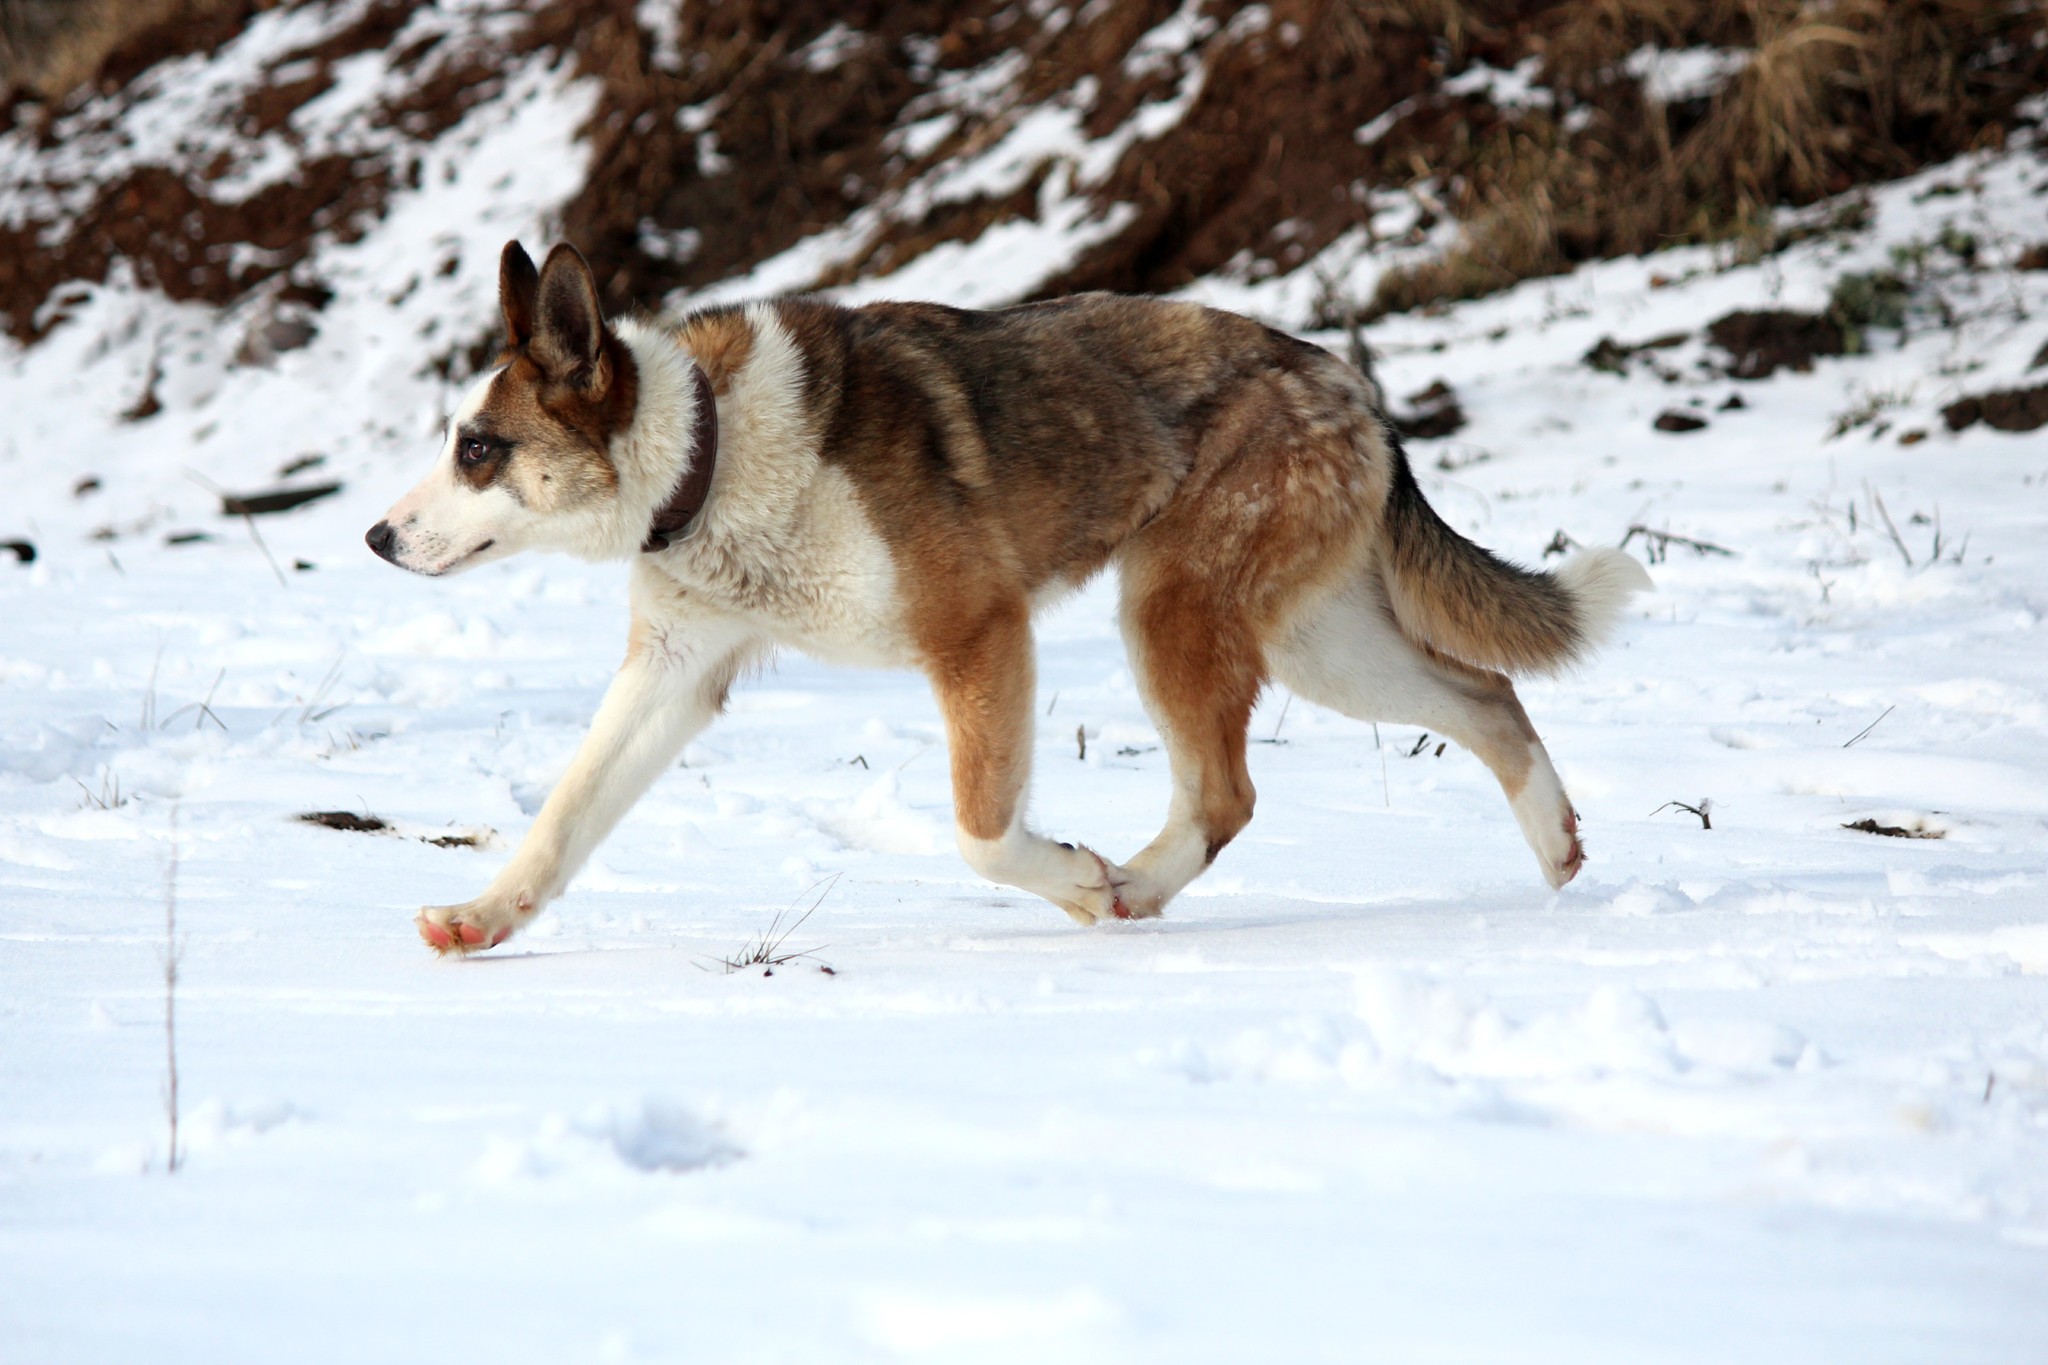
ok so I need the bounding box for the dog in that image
[368,241,1652,954]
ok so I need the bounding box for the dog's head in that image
[367,242,638,575]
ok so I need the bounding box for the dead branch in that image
[1650,798,1713,830]
[1620,525,1734,564]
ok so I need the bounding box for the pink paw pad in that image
[420,921,452,950]
[457,923,485,946]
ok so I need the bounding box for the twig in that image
[1270,693,1292,742]
[141,638,166,730]
[1075,724,1087,761]
[1045,692,1058,717]
[1650,798,1712,830]
[160,667,229,733]
[1863,482,1913,568]
[1342,300,1385,408]
[1842,704,1894,749]
[241,508,289,587]
[1619,524,1734,564]
[1406,731,1432,758]
[186,469,288,587]
[163,803,183,1174]
[296,652,347,725]
[71,770,124,810]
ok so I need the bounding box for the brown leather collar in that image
[642,363,718,553]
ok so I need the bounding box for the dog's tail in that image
[1379,449,1652,675]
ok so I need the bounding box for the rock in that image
[2,539,35,563]
[1654,410,1708,433]
[1941,383,2048,434]
[1395,379,1466,440]
[218,481,343,516]
[1706,310,1847,379]
[1583,332,1689,376]
[1583,337,1632,375]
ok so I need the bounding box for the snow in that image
[1626,46,1752,105]
[1443,56,1554,111]
[5,47,2048,1365]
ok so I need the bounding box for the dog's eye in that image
[457,437,489,467]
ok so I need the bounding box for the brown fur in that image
[462,245,638,512]
[675,308,755,396]
[925,597,1036,841]
[750,292,1586,875]
[753,294,1447,880]
[462,350,634,510]
[382,262,1635,952]
[1381,447,1585,674]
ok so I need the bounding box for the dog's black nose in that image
[365,521,398,563]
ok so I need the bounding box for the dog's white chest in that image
[640,466,914,668]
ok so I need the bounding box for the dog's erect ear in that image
[531,243,608,392]
[499,241,539,348]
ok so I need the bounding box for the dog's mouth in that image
[431,538,496,575]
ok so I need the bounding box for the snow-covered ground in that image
[5,86,2048,1361]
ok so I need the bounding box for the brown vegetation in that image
[2,0,2043,345]
[1364,0,2048,317]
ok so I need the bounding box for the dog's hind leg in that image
[1113,565,1264,918]
[928,595,1132,924]
[417,602,766,954]
[1268,575,1585,888]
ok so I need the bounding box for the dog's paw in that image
[1538,811,1585,890]
[417,890,534,956]
[1054,848,1152,926]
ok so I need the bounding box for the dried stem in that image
[163,802,183,1174]
[1863,482,1913,568]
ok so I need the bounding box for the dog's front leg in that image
[418,610,764,954]
[928,598,1135,924]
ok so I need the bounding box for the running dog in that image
[368,241,1652,954]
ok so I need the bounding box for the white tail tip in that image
[1557,548,1655,651]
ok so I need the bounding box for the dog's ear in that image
[531,243,609,392]
[499,241,539,348]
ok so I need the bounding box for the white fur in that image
[1506,740,1580,891]
[957,820,1126,925]
[1557,548,1655,651]
[417,603,766,949]
[635,306,911,666]
[1269,574,1584,888]
[376,324,709,575]
[391,299,1634,947]
[378,367,524,575]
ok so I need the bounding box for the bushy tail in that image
[1380,453,1652,674]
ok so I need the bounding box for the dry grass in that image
[1369,0,2047,317]
[1322,0,1496,60]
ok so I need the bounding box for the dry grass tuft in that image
[1370,0,2047,317]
